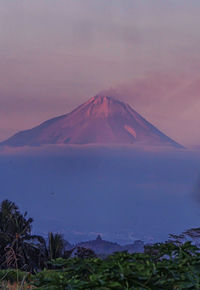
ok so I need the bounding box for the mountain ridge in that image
[0,95,183,148]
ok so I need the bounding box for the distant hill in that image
[0,95,182,148]
[73,235,144,256]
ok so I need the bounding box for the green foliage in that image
[1,238,200,289]
[31,242,200,289]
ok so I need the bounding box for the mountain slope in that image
[0,95,182,148]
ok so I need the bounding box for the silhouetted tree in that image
[0,199,46,271]
[75,247,96,259]
[47,232,66,260]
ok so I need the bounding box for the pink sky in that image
[1,0,200,146]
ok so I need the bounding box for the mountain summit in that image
[0,95,182,148]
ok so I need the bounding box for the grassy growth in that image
[0,282,34,290]
[0,270,33,289]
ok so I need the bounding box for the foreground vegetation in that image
[1,199,200,289]
[1,242,200,289]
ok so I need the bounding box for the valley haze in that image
[0,145,200,244]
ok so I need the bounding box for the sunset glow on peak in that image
[0,96,182,148]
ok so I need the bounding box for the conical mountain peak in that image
[84,95,132,119]
[0,95,182,148]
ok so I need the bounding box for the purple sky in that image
[1,0,200,146]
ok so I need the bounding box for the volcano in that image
[0,95,182,148]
